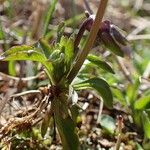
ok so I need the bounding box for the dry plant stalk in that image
[30,0,48,40]
[67,0,109,83]
[115,115,124,150]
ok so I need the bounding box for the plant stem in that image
[67,0,109,84]
[115,115,123,150]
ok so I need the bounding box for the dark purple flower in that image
[74,13,131,57]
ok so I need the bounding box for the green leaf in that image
[127,77,141,107]
[60,36,74,70]
[74,77,113,109]
[87,54,115,74]
[111,87,126,105]
[41,111,52,138]
[70,105,79,125]
[0,48,54,83]
[0,22,4,40]
[65,13,85,26]
[52,97,79,150]
[48,49,65,82]
[0,50,47,62]
[3,45,34,55]
[143,138,150,150]
[39,38,53,58]
[142,111,150,139]
[57,22,65,43]
[49,49,61,62]
[43,0,58,36]
[133,110,142,128]
[135,143,144,150]
[0,20,8,51]
[134,95,150,110]
[8,61,16,76]
[99,114,116,134]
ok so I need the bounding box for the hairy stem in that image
[115,115,123,150]
[67,0,109,84]
[83,0,93,14]
[74,18,90,50]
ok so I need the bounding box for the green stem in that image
[43,0,58,36]
[67,0,109,84]
[0,19,9,51]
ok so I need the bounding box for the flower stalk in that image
[67,0,109,84]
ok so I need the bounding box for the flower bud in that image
[98,20,127,57]
[84,16,131,57]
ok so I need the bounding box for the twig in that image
[89,91,104,124]
[127,34,150,41]
[115,57,133,83]
[134,0,143,11]
[141,77,150,82]
[0,71,44,81]
[129,18,150,36]
[10,90,41,98]
[0,94,10,115]
[115,115,124,150]
[83,0,93,14]
[67,0,109,84]
[32,117,43,126]
[97,99,104,124]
